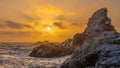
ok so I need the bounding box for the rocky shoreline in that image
[60,8,120,68]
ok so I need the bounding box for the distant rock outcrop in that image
[60,8,120,68]
[29,42,72,58]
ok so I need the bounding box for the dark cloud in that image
[0,19,32,29]
[53,22,65,29]
[5,21,32,29]
[53,15,65,21]
[71,23,79,26]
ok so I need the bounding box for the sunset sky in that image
[0,0,120,42]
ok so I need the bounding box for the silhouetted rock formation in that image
[61,39,73,49]
[61,33,84,51]
[61,8,117,50]
[29,42,72,58]
[60,8,120,68]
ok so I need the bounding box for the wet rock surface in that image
[60,8,120,68]
[29,42,72,58]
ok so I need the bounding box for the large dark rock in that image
[29,42,72,58]
[60,8,120,68]
[61,43,120,68]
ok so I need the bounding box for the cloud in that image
[18,12,41,22]
[71,23,80,26]
[0,24,5,28]
[0,19,32,29]
[53,15,65,21]
[5,21,32,29]
[0,31,14,35]
[0,19,5,28]
[53,22,65,29]
[0,31,42,36]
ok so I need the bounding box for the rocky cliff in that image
[60,8,120,68]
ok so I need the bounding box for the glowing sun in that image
[46,27,52,31]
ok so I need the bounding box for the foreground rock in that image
[29,42,72,58]
[60,8,120,68]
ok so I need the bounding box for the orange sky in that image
[0,0,120,42]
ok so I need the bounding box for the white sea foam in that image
[0,43,70,68]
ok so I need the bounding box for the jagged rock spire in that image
[84,8,115,35]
